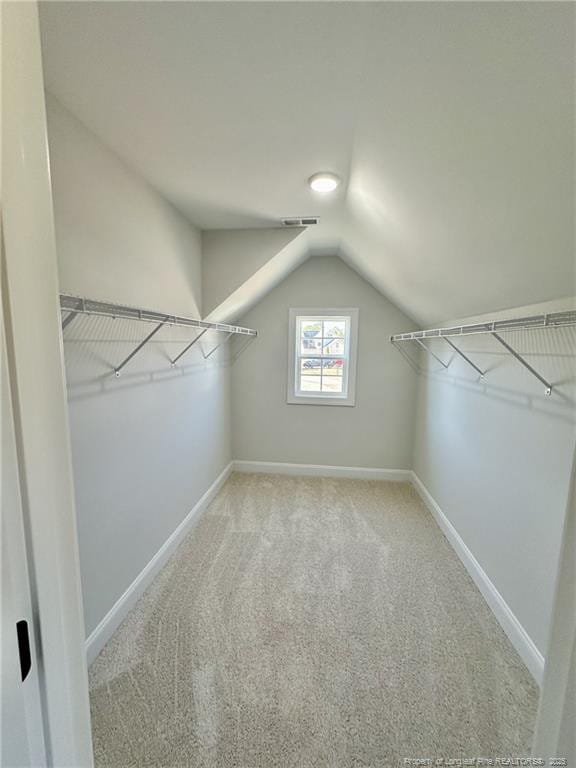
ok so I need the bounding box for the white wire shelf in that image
[389,308,576,396]
[60,294,257,336]
[390,310,576,342]
[60,294,257,375]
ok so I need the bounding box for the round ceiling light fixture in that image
[308,172,341,193]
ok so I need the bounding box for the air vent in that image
[281,217,319,227]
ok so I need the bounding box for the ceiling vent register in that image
[281,217,319,227]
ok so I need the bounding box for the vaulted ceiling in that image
[40,1,575,325]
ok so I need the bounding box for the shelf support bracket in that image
[443,337,485,378]
[170,328,209,367]
[232,334,256,363]
[61,297,84,331]
[414,338,449,368]
[203,331,234,360]
[391,340,420,373]
[61,311,79,331]
[491,332,552,395]
[114,319,167,377]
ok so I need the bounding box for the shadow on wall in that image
[423,372,575,425]
[61,312,242,401]
[395,326,576,416]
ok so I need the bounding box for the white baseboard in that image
[410,471,544,685]
[85,462,233,665]
[232,460,411,482]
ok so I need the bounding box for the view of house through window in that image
[288,308,358,406]
[297,315,349,395]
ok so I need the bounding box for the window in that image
[287,308,358,406]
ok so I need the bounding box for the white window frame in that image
[287,308,359,406]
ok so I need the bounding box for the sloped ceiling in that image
[204,230,311,323]
[39,2,575,326]
[202,227,305,317]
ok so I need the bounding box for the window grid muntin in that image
[295,315,350,397]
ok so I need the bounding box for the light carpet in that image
[89,473,538,767]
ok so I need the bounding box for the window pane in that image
[301,375,321,392]
[323,337,345,355]
[322,360,343,393]
[300,338,322,354]
[322,359,343,376]
[323,320,346,338]
[321,374,343,393]
[301,321,322,338]
[300,358,322,373]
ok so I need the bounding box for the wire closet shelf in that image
[390,309,576,396]
[60,294,257,376]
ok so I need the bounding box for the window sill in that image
[287,394,356,407]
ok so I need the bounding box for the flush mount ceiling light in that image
[308,172,341,193]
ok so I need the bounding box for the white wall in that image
[412,298,576,660]
[232,255,417,469]
[46,94,232,638]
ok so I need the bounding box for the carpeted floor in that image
[89,473,538,767]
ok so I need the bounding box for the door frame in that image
[532,448,576,759]
[2,2,93,765]
[1,260,48,765]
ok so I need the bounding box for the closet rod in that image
[59,294,258,337]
